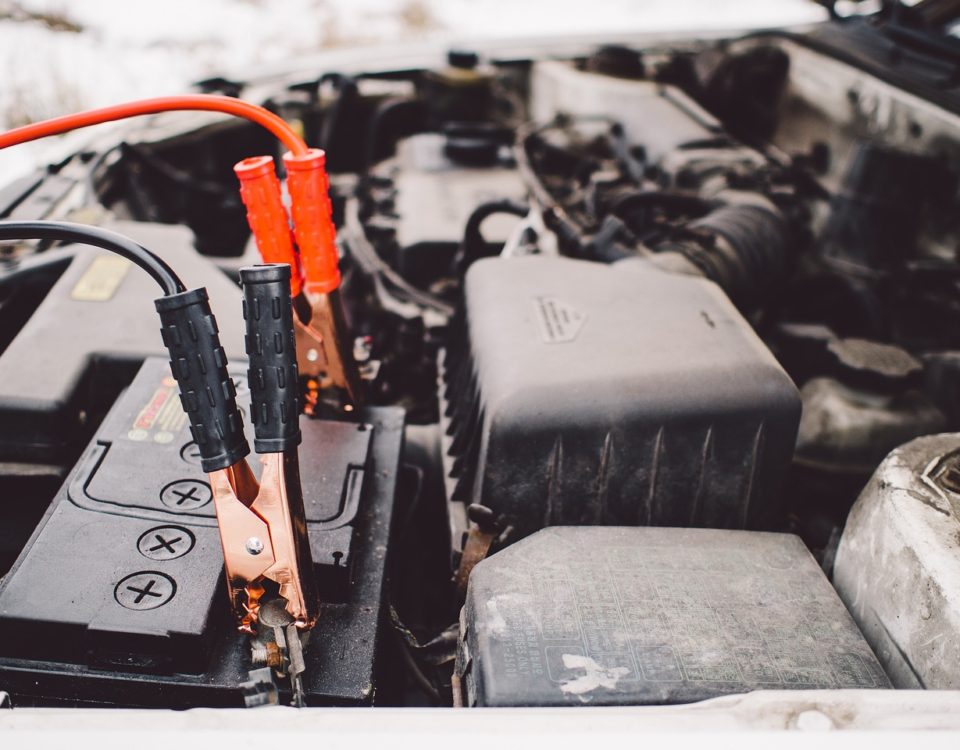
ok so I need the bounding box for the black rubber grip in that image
[155,288,249,472]
[240,264,302,453]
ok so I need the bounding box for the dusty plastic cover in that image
[443,256,801,537]
[834,433,960,689]
[457,527,889,707]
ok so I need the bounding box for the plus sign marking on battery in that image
[128,579,162,604]
[114,572,176,610]
[150,534,181,553]
[172,487,199,505]
[160,479,211,511]
[137,525,195,561]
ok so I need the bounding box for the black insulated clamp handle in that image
[155,288,250,472]
[240,264,302,453]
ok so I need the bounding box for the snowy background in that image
[0,0,827,178]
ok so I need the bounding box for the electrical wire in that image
[342,198,454,316]
[455,199,528,274]
[0,95,308,156]
[0,221,185,295]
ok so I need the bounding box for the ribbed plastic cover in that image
[442,256,801,537]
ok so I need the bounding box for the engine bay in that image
[2,15,960,714]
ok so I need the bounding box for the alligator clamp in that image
[235,150,363,408]
[156,263,319,631]
[212,263,319,633]
[156,263,318,704]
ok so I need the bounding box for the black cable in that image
[0,220,185,295]
[456,199,528,274]
[342,199,455,315]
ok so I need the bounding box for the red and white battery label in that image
[126,375,187,444]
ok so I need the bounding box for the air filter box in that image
[456,527,889,707]
[442,257,800,539]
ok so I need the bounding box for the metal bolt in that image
[246,537,264,555]
[353,336,372,363]
[251,641,284,669]
[306,348,319,362]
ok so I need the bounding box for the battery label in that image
[127,375,187,444]
[71,255,131,301]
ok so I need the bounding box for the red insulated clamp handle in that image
[283,148,341,295]
[234,155,303,297]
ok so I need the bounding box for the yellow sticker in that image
[70,255,131,301]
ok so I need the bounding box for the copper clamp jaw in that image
[210,451,318,633]
[294,286,364,409]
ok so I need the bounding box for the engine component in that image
[421,50,496,125]
[365,133,525,286]
[805,142,957,349]
[518,89,798,307]
[456,526,889,707]
[796,378,946,474]
[645,203,792,307]
[819,142,949,276]
[795,338,946,473]
[442,256,801,542]
[696,45,791,143]
[834,434,960,689]
[0,358,404,706]
[530,60,722,164]
[0,220,245,464]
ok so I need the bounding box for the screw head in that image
[306,348,319,362]
[246,537,264,555]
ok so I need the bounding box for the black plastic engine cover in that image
[368,134,526,286]
[442,256,801,539]
[0,358,404,707]
[457,527,890,707]
[0,220,246,464]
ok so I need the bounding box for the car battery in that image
[0,358,404,707]
[0,219,246,466]
[456,527,890,707]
